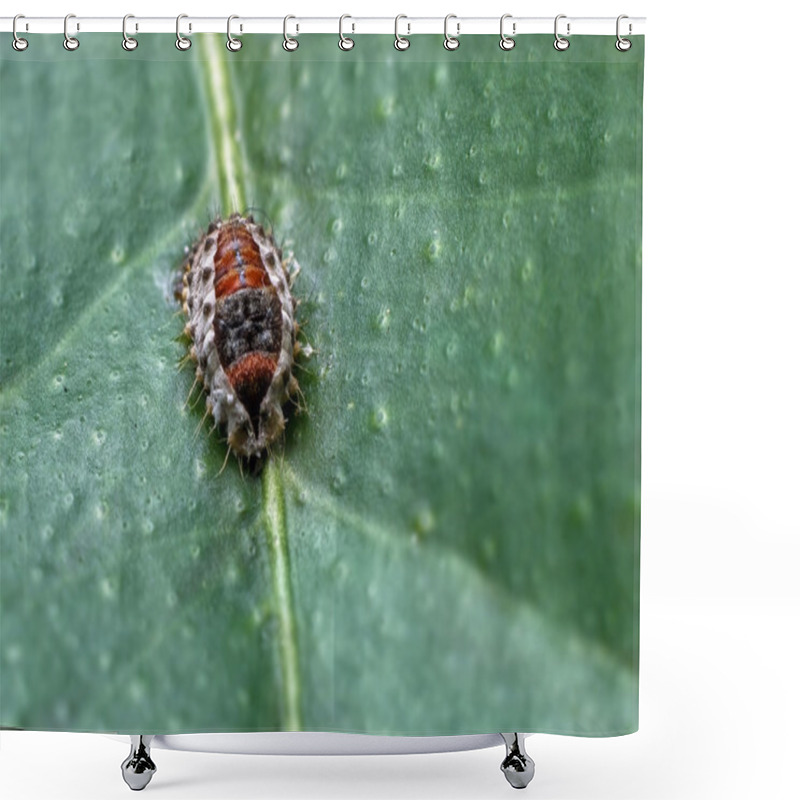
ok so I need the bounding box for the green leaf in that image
[0,34,641,735]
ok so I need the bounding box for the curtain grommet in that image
[444,14,460,51]
[63,13,80,51]
[394,15,410,51]
[227,15,243,52]
[121,14,138,51]
[499,14,516,51]
[12,14,29,52]
[554,14,570,51]
[339,14,355,51]
[615,15,632,51]
[176,14,192,51]
[283,16,299,51]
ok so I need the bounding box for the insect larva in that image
[178,213,303,464]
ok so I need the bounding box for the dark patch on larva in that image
[213,289,284,371]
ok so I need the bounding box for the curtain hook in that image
[12,14,29,52]
[553,14,570,51]
[227,15,243,51]
[63,13,80,51]
[394,14,410,51]
[176,14,192,51]
[339,14,355,51]
[615,15,632,51]
[283,15,299,51]
[122,14,138,51]
[499,14,515,51]
[443,14,460,51]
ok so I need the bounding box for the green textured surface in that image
[0,34,642,734]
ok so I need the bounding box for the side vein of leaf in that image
[281,466,636,679]
[0,186,212,405]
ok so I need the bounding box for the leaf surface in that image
[0,35,641,734]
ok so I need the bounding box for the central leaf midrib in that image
[196,35,302,731]
[262,462,302,730]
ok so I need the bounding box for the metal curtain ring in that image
[12,14,29,52]
[227,15,242,51]
[63,13,79,51]
[283,15,299,51]
[339,14,354,51]
[122,14,138,51]
[616,14,632,51]
[499,14,515,50]
[443,14,460,51]
[554,14,570,51]
[394,14,410,51]
[176,14,191,50]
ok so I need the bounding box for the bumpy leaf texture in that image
[0,34,642,735]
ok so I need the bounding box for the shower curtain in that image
[0,31,643,738]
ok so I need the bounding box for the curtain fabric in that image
[0,33,643,736]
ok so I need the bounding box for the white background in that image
[2,1,799,798]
